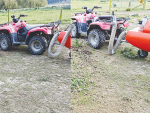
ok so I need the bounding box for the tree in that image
[0,0,17,10]
[35,0,47,8]
[4,0,18,9]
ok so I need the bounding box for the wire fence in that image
[110,0,150,10]
[47,0,71,5]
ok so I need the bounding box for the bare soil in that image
[71,40,150,113]
[0,45,71,113]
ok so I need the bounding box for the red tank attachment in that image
[126,27,150,52]
[57,31,71,49]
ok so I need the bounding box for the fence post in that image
[109,0,112,11]
[143,0,147,10]
[8,9,9,23]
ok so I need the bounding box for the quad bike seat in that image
[25,24,44,30]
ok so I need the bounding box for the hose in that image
[48,25,71,58]
[112,31,127,54]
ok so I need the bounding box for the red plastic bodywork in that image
[0,21,52,35]
[89,21,129,30]
[57,31,71,49]
[71,13,98,23]
[27,27,52,35]
[126,21,150,52]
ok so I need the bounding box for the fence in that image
[47,0,71,5]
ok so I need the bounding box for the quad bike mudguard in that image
[72,16,87,34]
[126,27,150,52]
[27,27,52,36]
[89,21,111,30]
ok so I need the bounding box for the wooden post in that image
[8,9,9,23]
[143,0,147,10]
[109,0,112,11]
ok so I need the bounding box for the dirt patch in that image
[71,37,150,113]
[0,45,71,113]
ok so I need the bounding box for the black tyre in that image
[138,49,148,58]
[88,29,105,49]
[0,34,12,51]
[71,22,80,38]
[28,36,47,55]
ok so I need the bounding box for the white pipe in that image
[112,31,127,54]
[48,25,71,58]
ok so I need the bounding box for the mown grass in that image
[71,0,150,12]
[0,8,71,28]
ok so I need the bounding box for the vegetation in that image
[0,0,47,10]
[121,47,138,59]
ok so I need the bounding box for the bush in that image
[125,7,131,11]
[0,0,18,10]
[121,47,138,59]
[0,0,47,10]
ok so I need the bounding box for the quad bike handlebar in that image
[82,6,102,14]
[11,14,28,23]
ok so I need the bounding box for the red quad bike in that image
[126,16,150,58]
[71,6,129,49]
[0,14,60,55]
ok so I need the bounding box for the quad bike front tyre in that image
[138,49,148,58]
[71,22,80,38]
[0,34,12,51]
[28,36,47,55]
[88,29,105,49]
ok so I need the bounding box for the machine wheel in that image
[71,22,79,38]
[0,34,12,51]
[28,36,47,55]
[138,50,148,58]
[88,29,105,49]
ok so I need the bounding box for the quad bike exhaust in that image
[48,25,71,58]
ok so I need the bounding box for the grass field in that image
[0,8,71,113]
[71,0,150,113]
[0,8,71,29]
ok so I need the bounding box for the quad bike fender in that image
[27,27,52,35]
[71,16,86,23]
[126,27,150,52]
[0,26,16,33]
[123,22,129,27]
[89,22,111,30]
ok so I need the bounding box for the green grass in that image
[71,0,150,13]
[0,8,71,28]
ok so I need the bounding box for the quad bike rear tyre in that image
[0,34,12,51]
[88,29,105,49]
[28,36,47,55]
[138,50,148,58]
[71,22,80,38]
